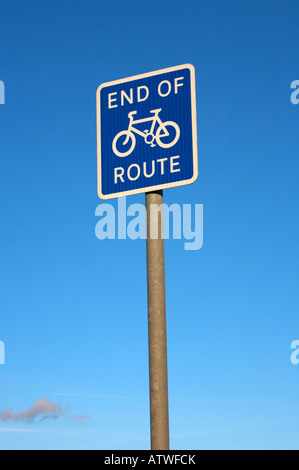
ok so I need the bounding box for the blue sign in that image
[97,64,198,199]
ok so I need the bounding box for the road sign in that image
[96,64,198,200]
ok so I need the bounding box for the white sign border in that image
[96,64,198,200]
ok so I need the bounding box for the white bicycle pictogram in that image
[112,108,180,157]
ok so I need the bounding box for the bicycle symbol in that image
[112,108,180,157]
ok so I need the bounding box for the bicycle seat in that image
[128,110,138,119]
[150,108,162,114]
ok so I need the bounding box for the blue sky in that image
[0,0,299,450]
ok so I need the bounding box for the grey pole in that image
[145,190,170,450]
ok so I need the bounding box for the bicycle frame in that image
[113,108,180,157]
[127,109,168,140]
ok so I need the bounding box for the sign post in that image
[146,190,169,450]
[97,64,198,449]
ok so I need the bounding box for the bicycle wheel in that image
[112,131,136,157]
[155,121,180,149]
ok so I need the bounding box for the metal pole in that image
[145,190,170,450]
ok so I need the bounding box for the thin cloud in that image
[0,398,91,424]
[0,427,38,433]
[53,392,147,400]
[68,415,92,424]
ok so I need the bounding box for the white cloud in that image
[0,398,91,424]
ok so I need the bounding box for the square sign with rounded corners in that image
[96,64,198,200]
